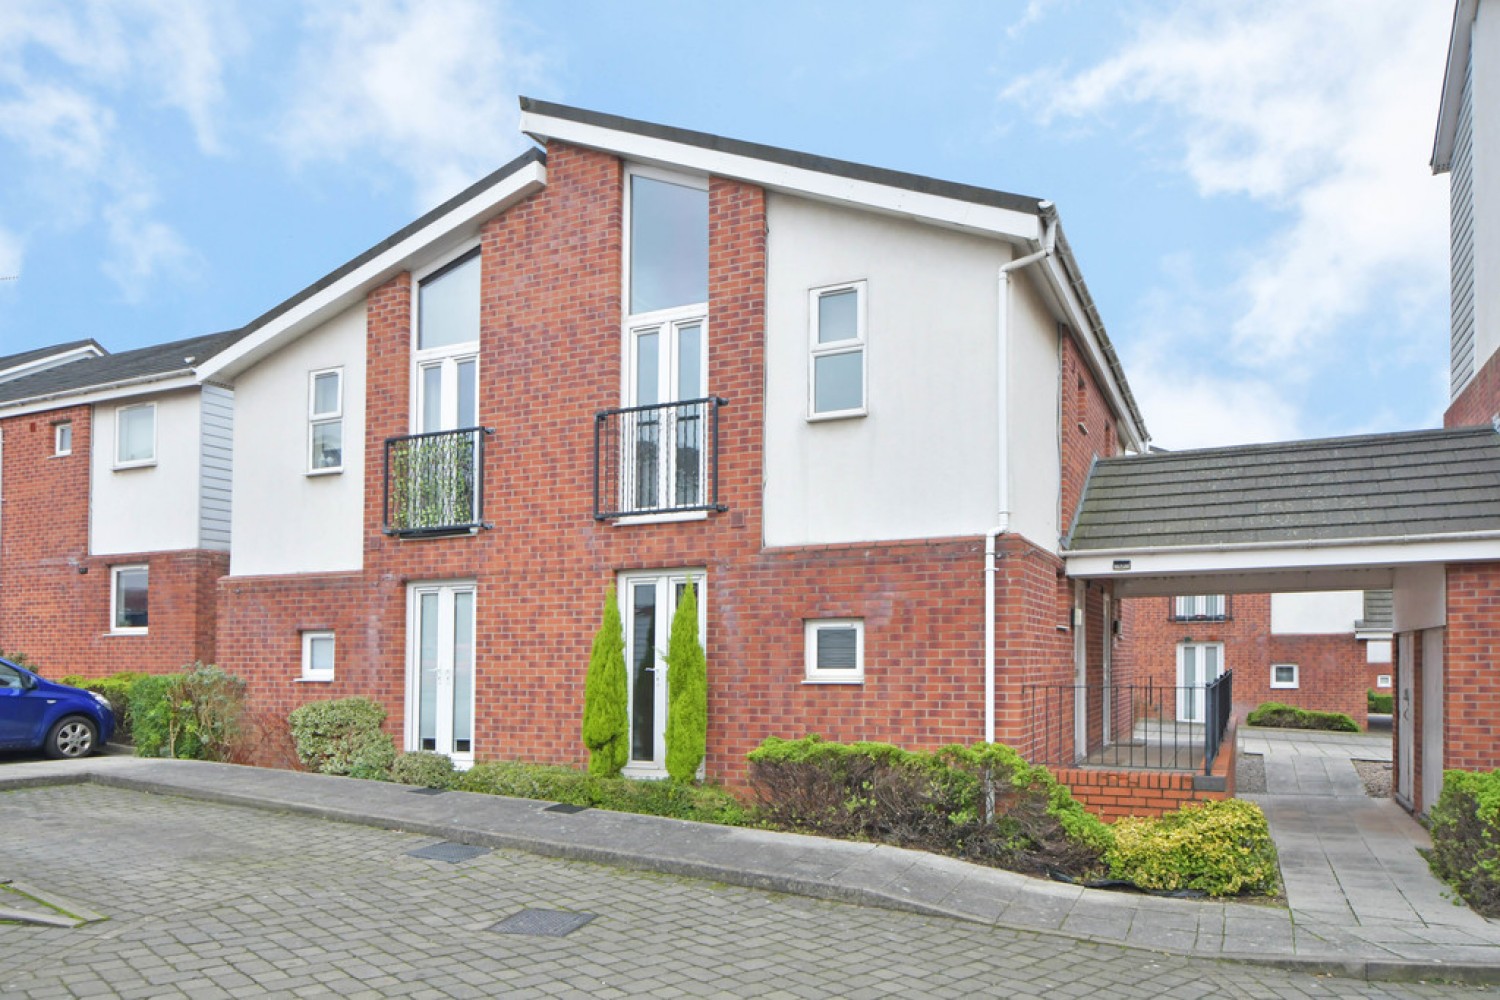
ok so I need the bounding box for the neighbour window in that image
[808,281,867,418]
[301,631,335,681]
[805,619,864,683]
[115,403,156,467]
[54,421,72,456]
[1173,595,1225,620]
[1377,673,1392,689]
[308,368,343,473]
[415,249,480,434]
[1271,663,1299,689]
[111,565,148,633]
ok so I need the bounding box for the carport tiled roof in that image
[1067,426,1500,551]
[0,330,244,408]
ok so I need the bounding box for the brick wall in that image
[1445,347,1500,428]
[1443,562,1500,773]
[1053,722,1235,821]
[1059,330,1119,536]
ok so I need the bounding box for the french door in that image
[619,570,705,776]
[406,582,476,766]
[1176,642,1224,724]
[626,312,707,511]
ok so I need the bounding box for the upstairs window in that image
[308,368,343,473]
[415,249,480,433]
[628,172,708,316]
[54,421,72,456]
[1173,595,1225,620]
[809,281,867,418]
[115,403,156,468]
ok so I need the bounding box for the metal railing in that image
[383,426,492,537]
[1022,671,1234,775]
[594,397,728,519]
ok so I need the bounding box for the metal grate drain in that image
[408,787,447,796]
[543,802,589,814]
[488,908,595,937]
[406,841,489,863]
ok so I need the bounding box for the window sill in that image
[803,675,864,685]
[107,629,148,637]
[306,467,344,478]
[612,510,709,527]
[52,452,72,459]
[295,676,334,684]
[806,410,867,423]
[113,461,157,471]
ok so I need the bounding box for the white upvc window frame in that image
[300,630,336,682]
[307,367,344,475]
[410,244,482,435]
[114,402,157,469]
[54,421,72,456]
[807,280,868,421]
[1173,594,1225,620]
[1377,673,1393,689]
[618,568,707,778]
[1270,663,1299,690]
[110,564,149,635]
[804,619,865,684]
[404,579,479,766]
[622,162,710,323]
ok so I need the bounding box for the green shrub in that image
[391,751,457,789]
[1367,690,1394,715]
[1427,769,1500,916]
[0,650,39,673]
[1106,799,1280,897]
[664,583,706,783]
[581,590,629,778]
[128,664,245,760]
[1245,701,1359,732]
[288,697,396,779]
[456,760,745,825]
[59,672,147,742]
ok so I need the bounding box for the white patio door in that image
[1176,642,1224,724]
[626,312,706,511]
[406,582,476,766]
[620,570,704,776]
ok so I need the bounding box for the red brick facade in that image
[1445,347,1500,428]
[1441,563,1500,773]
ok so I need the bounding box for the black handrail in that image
[594,397,728,519]
[383,426,492,537]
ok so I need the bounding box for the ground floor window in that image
[618,569,705,776]
[1270,663,1299,689]
[111,565,148,633]
[405,582,476,764]
[804,619,864,683]
[301,631,335,682]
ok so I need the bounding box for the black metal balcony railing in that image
[1022,671,1234,775]
[594,397,728,519]
[383,426,492,537]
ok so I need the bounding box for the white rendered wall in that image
[1005,271,1063,552]
[763,193,1012,548]
[230,302,366,576]
[1393,565,1447,633]
[1471,3,1500,379]
[90,389,203,555]
[1269,590,1362,635]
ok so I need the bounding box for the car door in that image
[0,662,50,748]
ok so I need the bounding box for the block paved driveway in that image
[0,785,1487,1000]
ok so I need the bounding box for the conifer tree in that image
[664,582,707,782]
[582,589,629,777]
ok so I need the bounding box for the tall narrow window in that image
[54,421,72,456]
[808,281,867,418]
[415,249,481,433]
[629,173,708,315]
[301,631,335,681]
[308,368,343,473]
[111,565,148,633]
[115,403,156,467]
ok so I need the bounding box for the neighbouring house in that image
[194,99,1159,792]
[0,332,240,676]
[1116,590,1393,729]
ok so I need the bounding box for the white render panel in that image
[230,302,366,576]
[90,389,202,555]
[1392,564,1447,633]
[198,384,233,551]
[763,192,1006,547]
[1006,271,1062,552]
[1472,4,1500,381]
[1269,590,1362,635]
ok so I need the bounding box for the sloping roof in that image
[1357,589,1394,632]
[0,329,245,408]
[1067,426,1500,552]
[0,339,103,375]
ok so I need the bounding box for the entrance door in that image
[620,570,704,776]
[1177,642,1224,724]
[1421,628,1445,813]
[406,582,476,766]
[1072,580,1087,759]
[1397,632,1415,807]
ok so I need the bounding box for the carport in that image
[1063,425,1500,815]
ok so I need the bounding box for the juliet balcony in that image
[594,397,728,520]
[383,426,493,537]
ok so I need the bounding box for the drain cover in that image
[543,802,588,814]
[406,841,489,863]
[488,908,595,937]
[409,787,447,796]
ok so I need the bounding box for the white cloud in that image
[1128,363,1302,451]
[279,0,549,209]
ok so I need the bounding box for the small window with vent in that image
[805,619,864,683]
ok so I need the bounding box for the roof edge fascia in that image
[0,372,199,417]
[1433,0,1479,173]
[0,343,107,384]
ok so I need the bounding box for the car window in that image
[0,664,23,689]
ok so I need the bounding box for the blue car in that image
[0,658,115,758]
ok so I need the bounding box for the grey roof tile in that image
[0,329,245,408]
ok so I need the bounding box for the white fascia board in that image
[1109,568,1398,599]
[197,160,547,382]
[0,373,198,418]
[1039,254,1145,450]
[521,111,1041,244]
[1433,0,1479,173]
[0,345,106,384]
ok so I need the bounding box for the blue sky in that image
[0,1,1454,450]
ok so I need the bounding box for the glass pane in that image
[1205,595,1224,617]
[418,253,480,350]
[457,359,477,428]
[634,329,660,406]
[813,350,863,413]
[630,175,708,314]
[452,591,474,754]
[816,627,857,670]
[817,289,858,344]
[419,593,439,749]
[56,424,71,454]
[312,372,340,416]
[673,401,702,507]
[309,636,334,673]
[118,406,154,462]
[421,365,442,433]
[115,568,148,628]
[630,583,657,762]
[1204,645,1220,676]
[311,421,342,469]
[676,323,701,401]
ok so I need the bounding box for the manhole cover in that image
[409,787,447,796]
[406,841,489,863]
[543,802,588,814]
[488,908,595,937]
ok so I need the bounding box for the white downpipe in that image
[984,211,1057,745]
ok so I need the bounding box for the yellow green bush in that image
[1106,799,1279,897]
[1426,768,1500,916]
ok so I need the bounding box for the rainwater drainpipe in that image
[985,205,1057,744]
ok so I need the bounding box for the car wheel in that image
[44,716,98,759]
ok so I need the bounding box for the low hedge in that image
[456,760,746,825]
[1245,702,1359,733]
[288,697,396,779]
[1426,769,1500,916]
[391,751,457,789]
[128,664,245,761]
[1106,799,1279,897]
[1367,690,1394,715]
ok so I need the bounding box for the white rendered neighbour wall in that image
[1005,271,1063,553]
[1270,591,1363,635]
[229,302,366,576]
[762,192,1008,548]
[90,389,203,555]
